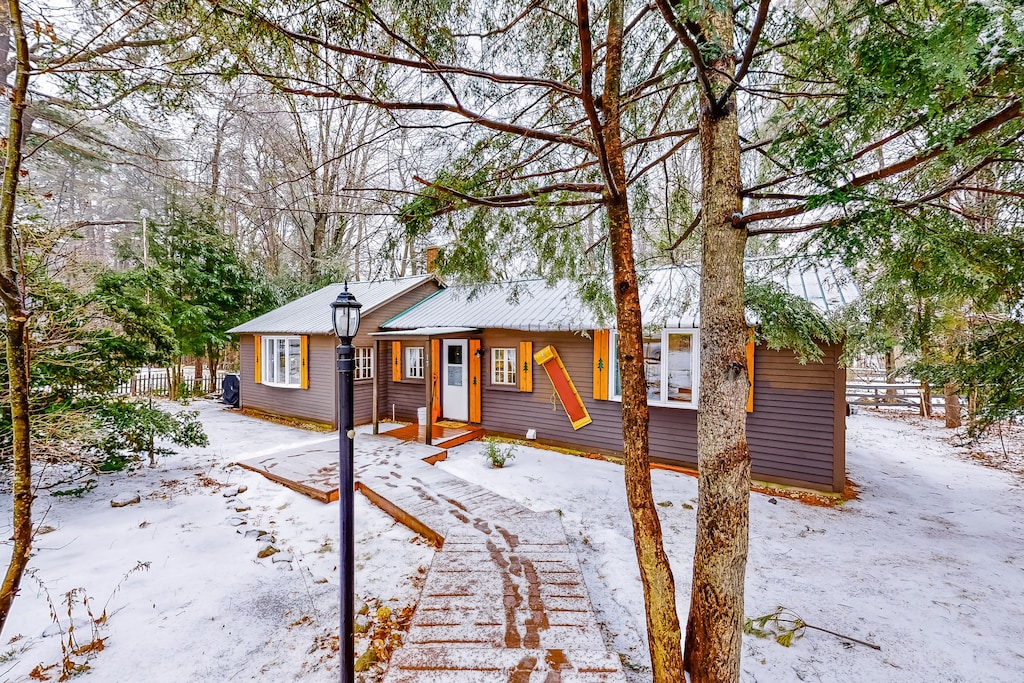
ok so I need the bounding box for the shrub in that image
[481,437,517,468]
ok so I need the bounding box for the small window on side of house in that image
[491,347,517,385]
[355,347,374,380]
[406,346,425,379]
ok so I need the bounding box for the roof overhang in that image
[370,326,482,338]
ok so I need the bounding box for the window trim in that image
[405,346,425,379]
[610,328,700,409]
[261,335,304,389]
[354,347,374,381]
[490,347,518,386]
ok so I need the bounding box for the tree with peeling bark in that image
[653,0,1023,678]
[181,0,692,678]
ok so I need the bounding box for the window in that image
[405,346,424,379]
[262,336,303,388]
[355,347,374,380]
[491,347,517,385]
[611,329,698,409]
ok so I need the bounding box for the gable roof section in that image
[228,274,440,335]
[380,259,857,333]
[380,279,604,333]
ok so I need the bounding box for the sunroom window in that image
[263,336,303,388]
[611,329,699,409]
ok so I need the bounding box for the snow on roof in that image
[227,274,439,335]
[380,259,857,332]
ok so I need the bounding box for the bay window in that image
[262,336,303,388]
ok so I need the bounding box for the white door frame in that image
[441,339,469,422]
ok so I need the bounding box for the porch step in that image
[435,426,484,449]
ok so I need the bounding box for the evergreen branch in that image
[412,175,603,209]
[208,2,583,98]
[451,0,544,38]
[655,0,717,110]
[739,99,1023,226]
[629,133,696,185]
[664,211,702,252]
[623,127,698,149]
[953,186,1024,200]
[273,87,593,152]
[716,0,770,109]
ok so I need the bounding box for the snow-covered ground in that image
[1,400,1022,682]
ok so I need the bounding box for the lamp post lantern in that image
[331,283,361,683]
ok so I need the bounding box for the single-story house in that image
[228,263,856,493]
[226,274,442,428]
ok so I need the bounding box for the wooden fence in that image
[115,373,226,398]
[846,383,952,409]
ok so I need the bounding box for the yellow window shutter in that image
[518,341,533,392]
[593,330,609,400]
[746,330,755,412]
[430,339,441,422]
[300,335,309,389]
[254,335,262,384]
[392,341,402,382]
[468,339,482,423]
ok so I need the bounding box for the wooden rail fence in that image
[846,383,953,409]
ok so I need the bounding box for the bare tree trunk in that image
[600,2,684,679]
[920,381,932,418]
[685,7,750,682]
[0,0,33,637]
[944,382,961,428]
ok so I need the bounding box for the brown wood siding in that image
[235,280,441,429]
[479,330,626,450]
[239,333,338,427]
[471,331,845,493]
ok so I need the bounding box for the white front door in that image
[442,339,469,422]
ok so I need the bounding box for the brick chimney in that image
[425,245,440,274]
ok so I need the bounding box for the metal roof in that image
[227,275,439,335]
[380,260,857,333]
[380,279,605,332]
[643,258,858,329]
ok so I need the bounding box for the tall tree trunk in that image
[685,7,751,683]
[599,1,684,679]
[0,0,33,638]
[944,382,961,428]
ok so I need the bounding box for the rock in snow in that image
[110,493,141,508]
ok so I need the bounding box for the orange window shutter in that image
[468,339,482,423]
[593,330,610,400]
[253,335,262,384]
[392,341,402,382]
[534,345,592,430]
[300,336,309,389]
[430,339,441,422]
[518,341,533,392]
[746,330,755,412]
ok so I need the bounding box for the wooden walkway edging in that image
[357,437,628,683]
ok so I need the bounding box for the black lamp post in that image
[331,283,361,683]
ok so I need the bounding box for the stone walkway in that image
[356,435,627,682]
